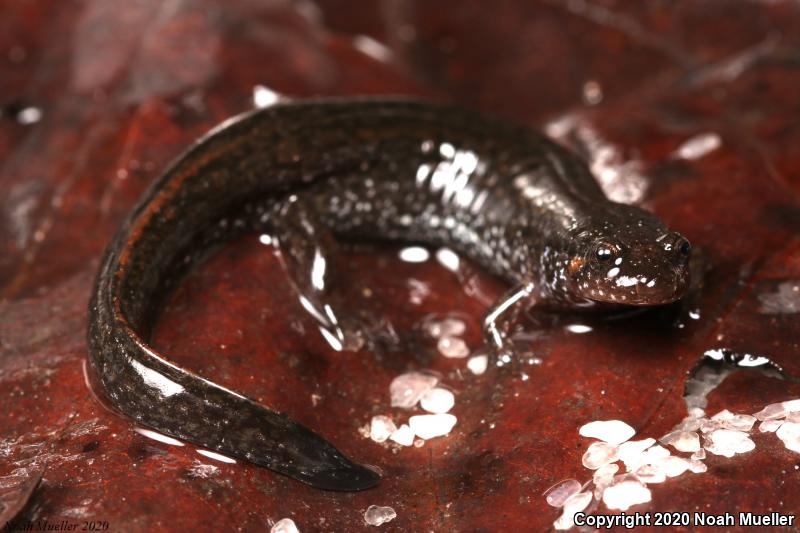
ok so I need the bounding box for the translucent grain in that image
[544,479,582,507]
[364,505,396,526]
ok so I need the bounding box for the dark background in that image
[2,0,800,531]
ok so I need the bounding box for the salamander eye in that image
[678,239,692,256]
[595,247,613,262]
[592,241,620,262]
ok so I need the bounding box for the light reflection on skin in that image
[436,248,460,272]
[130,358,184,398]
[134,427,184,447]
[399,246,430,263]
[197,449,237,464]
[252,85,281,108]
[565,324,593,334]
[310,249,326,291]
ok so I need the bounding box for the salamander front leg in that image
[482,282,538,358]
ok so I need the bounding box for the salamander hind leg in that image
[270,194,399,353]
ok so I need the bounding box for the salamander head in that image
[566,205,691,305]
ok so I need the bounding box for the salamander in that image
[87,98,692,492]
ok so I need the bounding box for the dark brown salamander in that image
[87,98,691,491]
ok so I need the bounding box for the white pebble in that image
[390,372,438,408]
[582,441,619,470]
[603,476,652,511]
[638,444,671,470]
[704,429,755,457]
[699,418,724,434]
[437,336,470,358]
[754,402,788,421]
[409,414,457,439]
[271,518,299,533]
[579,420,636,445]
[389,424,415,446]
[675,132,721,160]
[369,416,397,443]
[783,399,800,412]
[364,505,397,527]
[553,491,593,530]
[723,414,757,432]
[676,415,703,432]
[662,456,691,477]
[711,409,734,421]
[544,479,582,507]
[425,317,466,337]
[617,438,656,471]
[420,387,455,414]
[593,463,619,483]
[776,421,800,453]
[593,463,619,497]
[689,407,706,418]
[661,430,700,453]
[691,449,706,460]
[689,460,707,473]
[634,464,666,484]
[467,355,488,375]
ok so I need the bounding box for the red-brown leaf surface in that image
[2,1,800,531]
